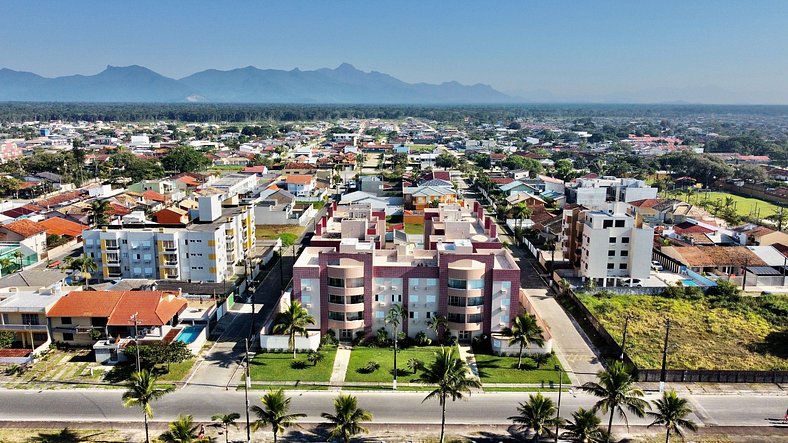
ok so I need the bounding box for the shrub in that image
[414,331,431,346]
[291,360,308,370]
[307,350,325,366]
[356,360,381,374]
[321,330,339,347]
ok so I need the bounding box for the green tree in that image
[508,392,558,441]
[211,413,240,443]
[251,389,305,443]
[435,152,458,169]
[581,361,649,442]
[0,330,15,349]
[86,199,111,226]
[385,303,407,389]
[122,369,175,443]
[63,253,98,285]
[161,145,211,173]
[647,390,698,443]
[427,314,448,342]
[0,176,20,196]
[560,408,607,443]
[320,394,373,443]
[501,313,545,369]
[272,300,316,359]
[766,208,786,231]
[307,350,325,366]
[554,158,576,181]
[160,414,209,443]
[736,164,767,183]
[418,346,481,443]
[0,257,15,276]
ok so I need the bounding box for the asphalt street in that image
[0,389,784,428]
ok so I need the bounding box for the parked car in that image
[651,261,664,271]
[618,278,643,287]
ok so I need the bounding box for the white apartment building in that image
[82,194,254,283]
[577,203,654,286]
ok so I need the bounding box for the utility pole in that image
[659,318,671,394]
[741,256,749,291]
[130,312,141,372]
[247,257,256,340]
[244,338,251,443]
[554,365,563,443]
[620,314,631,361]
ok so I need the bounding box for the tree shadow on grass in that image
[748,330,788,359]
[27,428,105,443]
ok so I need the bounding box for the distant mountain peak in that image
[335,62,359,72]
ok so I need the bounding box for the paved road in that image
[0,389,784,429]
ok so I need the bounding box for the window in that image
[62,333,74,341]
[22,314,39,325]
[329,294,344,304]
[410,295,419,303]
[603,220,613,228]
[622,237,630,244]
[607,263,615,269]
[447,313,463,322]
[468,313,483,323]
[426,311,432,319]
[501,297,510,306]
[467,296,484,306]
[448,278,466,289]
[328,311,344,321]
[345,277,364,288]
[375,311,385,319]
[619,263,628,270]
[426,295,436,304]
[409,311,415,319]
[327,277,344,288]
[301,295,311,303]
[608,250,615,256]
[448,279,484,289]
[33,333,47,342]
[615,220,625,228]
[346,312,363,321]
[448,296,464,306]
[61,317,72,325]
[609,237,616,243]
[391,294,401,302]
[621,251,629,257]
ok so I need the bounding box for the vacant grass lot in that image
[666,190,780,218]
[579,294,787,370]
[474,353,569,385]
[249,347,337,382]
[345,346,443,383]
[403,223,424,235]
[255,224,305,245]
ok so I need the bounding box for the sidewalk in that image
[329,344,352,390]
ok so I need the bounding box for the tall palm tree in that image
[251,389,305,443]
[561,408,607,443]
[64,253,98,284]
[385,303,407,389]
[122,369,175,443]
[272,300,315,359]
[320,394,373,443]
[507,392,558,441]
[211,412,240,443]
[418,346,481,443]
[647,390,698,443]
[501,313,545,369]
[13,250,23,272]
[581,361,649,442]
[427,314,448,341]
[86,199,111,226]
[160,414,210,443]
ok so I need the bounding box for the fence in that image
[561,288,787,384]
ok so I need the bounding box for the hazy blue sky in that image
[3,1,788,103]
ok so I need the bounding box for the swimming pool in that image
[176,325,205,344]
[681,279,699,286]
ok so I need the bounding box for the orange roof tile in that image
[1,219,47,238]
[285,175,314,184]
[47,291,187,327]
[38,217,88,237]
[47,291,124,318]
[142,190,167,202]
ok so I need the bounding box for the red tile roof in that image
[673,222,715,234]
[241,165,267,173]
[34,190,85,208]
[285,175,314,184]
[142,190,167,203]
[629,198,663,209]
[1,203,45,219]
[284,162,316,170]
[38,217,87,237]
[1,219,47,238]
[175,176,200,186]
[108,203,132,216]
[0,349,32,358]
[47,291,187,327]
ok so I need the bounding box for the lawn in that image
[104,359,196,384]
[298,200,326,210]
[666,190,781,219]
[255,224,305,245]
[249,346,337,382]
[345,346,443,383]
[409,144,437,153]
[403,223,424,235]
[474,353,569,385]
[578,293,787,370]
[0,428,126,442]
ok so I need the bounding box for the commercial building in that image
[82,194,255,283]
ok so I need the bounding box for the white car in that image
[618,278,643,287]
[651,261,664,271]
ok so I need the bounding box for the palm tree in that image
[251,389,305,443]
[13,250,23,272]
[211,412,240,443]
[320,394,373,443]
[501,313,545,369]
[122,369,175,443]
[385,303,407,389]
[427,314,448,342]
[160,414,209,443]
[647,390,698,443]
[86,199,111,226]
[581,361,649,442]
[0,256,14,276]
[561,408,607,443]
[507,392,558,441]
[272,300,315,359]
[418,346,481,443]
[64,253,98,284]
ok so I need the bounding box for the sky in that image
[2,0,788,104]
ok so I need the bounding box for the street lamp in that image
[130,312,141,372]
[243,338,251,443]
[554,364,566,443]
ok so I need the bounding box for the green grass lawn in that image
[255,224,305,245]
[578,294,787,370]
[345,346,443,383]
[249,347,337,382]
[474,353,569,385]
[403,223,424,235]
[103,359,196,384]
[666,190,781,218]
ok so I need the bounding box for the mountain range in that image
[0,64,518,104]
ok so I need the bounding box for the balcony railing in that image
[0,324,48,331]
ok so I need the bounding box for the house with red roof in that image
[285,174,316,197]
[0,219,48,261]
[38,217,88,239]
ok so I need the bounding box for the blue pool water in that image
[681,279,699,286]
[176,325,204,344]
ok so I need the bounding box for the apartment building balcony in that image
[326,286,365,296]
[107,267,122,278]
[105,254,120,264]
[447,320,482,332]
[0,323,48,332]
[327,317,365,330]
[447,304,483,316]
[104,241,119,250]
[328,301,365,313]
[162,242,177,251]
[447,287,483,298]
[162,270,179,279]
